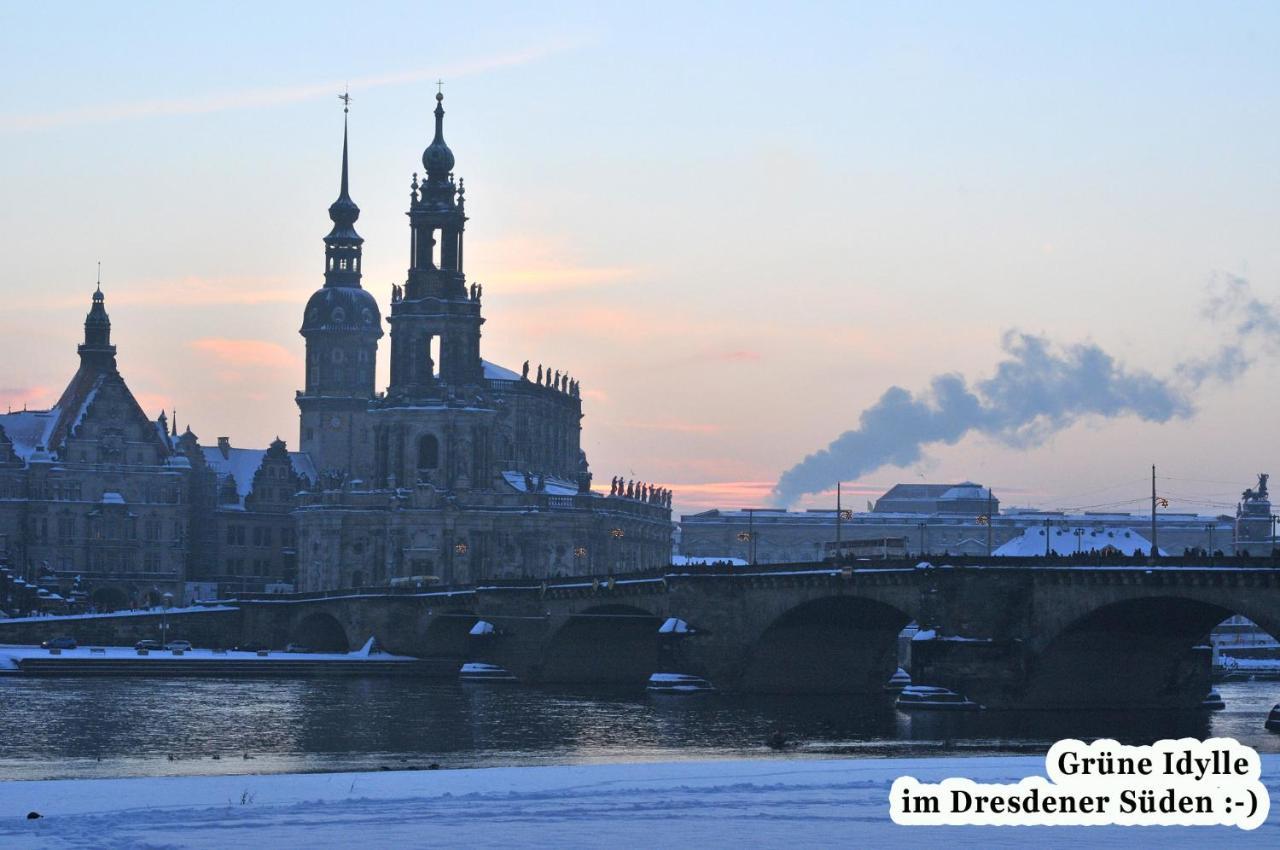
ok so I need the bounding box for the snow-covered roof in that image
[993,526,1167,557]
[501,470,580,496]
[941,484,992,501]
[0,409,59,461]
[202,446,317,506]
[482,360,521,381]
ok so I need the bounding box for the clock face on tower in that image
[328,415,342,430]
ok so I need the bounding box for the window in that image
[417,434,439,470]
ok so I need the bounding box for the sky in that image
[1,1,1278,518]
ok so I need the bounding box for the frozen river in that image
[0,677,1277,780]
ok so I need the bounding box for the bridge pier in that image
[911,636,1215,710]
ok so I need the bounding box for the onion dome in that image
[422,92,455,177]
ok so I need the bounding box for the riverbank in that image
[1,755,1277,848]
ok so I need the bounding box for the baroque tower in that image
[386,91,483,396]
[297,106,383,478]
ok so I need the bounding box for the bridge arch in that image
[422,609,477,658]
[738,595,913,694]
[539,603,663,685]
[290,611,351,653]
[1023,593,1280,709]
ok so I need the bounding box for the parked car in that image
[284,643,311,654]
[40,636,77,650]
[134,640,162,651]
[164,640,193,651]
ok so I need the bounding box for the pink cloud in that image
[188,338,297,370]
[0,385,55,412]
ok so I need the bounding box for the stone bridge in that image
[4,559,1279,709]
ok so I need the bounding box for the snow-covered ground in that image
[0,638,410,670]
[1,755,1276,848]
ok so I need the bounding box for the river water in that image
[1,678,1277,780]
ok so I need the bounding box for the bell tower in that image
[297,100,383,478]
[387,91,484,398]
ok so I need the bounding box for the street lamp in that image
[1073,527,1086,554]
[610,528,624,573]
[160,591,173,646]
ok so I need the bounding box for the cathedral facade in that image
[292,95,671,589]
[0,93,671,611]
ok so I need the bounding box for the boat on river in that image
[458,662,519,683]
[895,685,981,711]
[0,637,441,678]
[646,672,716,694]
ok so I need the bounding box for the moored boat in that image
[0,638,440,678]
[459,662,518,683]
[1200,690,1226,711]
[646,672,716,694]
[895,684,981,711]
[1266,704,1280,733]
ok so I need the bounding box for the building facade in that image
[292,95,671,589]
[0,289,193,609]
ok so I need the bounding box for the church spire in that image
[421,91,456,186]
[323,96,363,288]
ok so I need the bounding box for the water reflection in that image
[0,678,1275,780]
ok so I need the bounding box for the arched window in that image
[417,434,439,470]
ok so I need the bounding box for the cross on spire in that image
[436,78,444,95]
[338,87,352,113]
[96,260,101,291]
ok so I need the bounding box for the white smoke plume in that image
[772,275,1277,507]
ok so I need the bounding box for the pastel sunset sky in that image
[2,2,1277,517]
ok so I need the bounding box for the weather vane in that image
[338,87,352,113]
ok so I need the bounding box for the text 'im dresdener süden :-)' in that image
[890,738,1269,830]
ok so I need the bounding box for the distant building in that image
[680,479,1269,564]
[0,289,194,609]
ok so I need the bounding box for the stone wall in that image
[0,608,243,649]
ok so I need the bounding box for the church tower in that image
[386,91,484,398]
[297,106,383,478]
[78,283,118,372]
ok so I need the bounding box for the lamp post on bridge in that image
[1073,527,1086,555]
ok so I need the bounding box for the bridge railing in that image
[210,553,1280,605]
